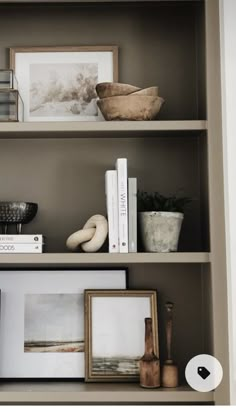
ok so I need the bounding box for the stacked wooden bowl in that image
[96,82,165,121]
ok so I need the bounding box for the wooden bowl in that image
[131,86,159,96]
[96,82,141,99]
[97,95,165,121]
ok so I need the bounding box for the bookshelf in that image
[0,0,229,405]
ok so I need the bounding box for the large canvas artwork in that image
[10,46,118,121]
[0,269,126,378]
[24,294,84,353]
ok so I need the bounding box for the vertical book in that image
[128,177,137,253]
[116,158,128,253]
[105,170,119,253]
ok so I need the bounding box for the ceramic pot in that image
[139,211,184,252]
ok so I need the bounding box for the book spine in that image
[0,234,44,244]
[0,244,43,253]
[105,170,119,253]
[128,177,137,253]
[116,158,128,253]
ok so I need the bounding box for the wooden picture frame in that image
[85,290,159,382]
[10,46,118,122]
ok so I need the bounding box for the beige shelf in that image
[0,0,203,3]
[0,382,214,404]
[0,252,210,267]
[0,120,207,138]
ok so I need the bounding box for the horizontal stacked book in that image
[105,158,137,253]
[0,235,44,253]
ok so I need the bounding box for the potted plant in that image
[137,191,191,253]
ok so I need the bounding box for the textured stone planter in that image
[139,211,184,252]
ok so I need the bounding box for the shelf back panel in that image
[0,1,206,120]
[0,135,209,252]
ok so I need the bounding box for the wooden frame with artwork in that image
[85,289,159,382]
[9,46,118,122]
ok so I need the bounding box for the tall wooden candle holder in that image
[161,302,179,388]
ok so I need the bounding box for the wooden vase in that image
[140,318,160,389]
[161,302,179,388]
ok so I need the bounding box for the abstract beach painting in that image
[24,294,84,353]
[86,291,158,381]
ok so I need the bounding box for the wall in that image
[220,0,236,405]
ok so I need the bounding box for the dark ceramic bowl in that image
[0,202,38,224]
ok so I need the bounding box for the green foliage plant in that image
[137,190,191,213]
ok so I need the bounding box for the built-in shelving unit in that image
[0,0,230,405]
[0,383,214,404]
[0,252,210,266]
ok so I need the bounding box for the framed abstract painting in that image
[85,290,158,382]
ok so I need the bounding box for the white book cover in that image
[128,177,137,253]
[0,244,43,253]
[116,158,128,253]
[0,234,44,244]
[105,170,119,253]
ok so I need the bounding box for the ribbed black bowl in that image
[0,202,38,224]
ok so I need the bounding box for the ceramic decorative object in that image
[139,211,183,253]
[161,302,179,388]
[137,191,191,252]
[96,82,141,99]
[97,95,164,121]
[140,318,160,389]
[66,214,108,253]
[0,201,38,234]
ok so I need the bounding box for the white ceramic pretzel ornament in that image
[66,214,108,253]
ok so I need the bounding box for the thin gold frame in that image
[85,290,159,382]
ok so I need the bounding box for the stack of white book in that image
[105,158,137,253]
[0,235,44,254]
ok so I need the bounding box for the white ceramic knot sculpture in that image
[66,214,108,253]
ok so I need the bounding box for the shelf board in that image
[0,121,207,139]
[0,1,205,4]
[0,383,214,404]
[0,252,210,267]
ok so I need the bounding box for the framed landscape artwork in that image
[10,46,118,121]
[85,290,159,382]
[0,269,126,378]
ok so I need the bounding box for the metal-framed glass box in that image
[0,90,23,122]
[0,69,15,89]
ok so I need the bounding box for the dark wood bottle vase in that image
[140,317,160,389]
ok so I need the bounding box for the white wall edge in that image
[219,0,236,405]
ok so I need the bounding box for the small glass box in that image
[0,69,15,89]
[0,90,24,122]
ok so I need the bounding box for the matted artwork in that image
[0,269,126,378]
[24,294,84,353]
[10,46,118,121]
[85,290,159,382]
